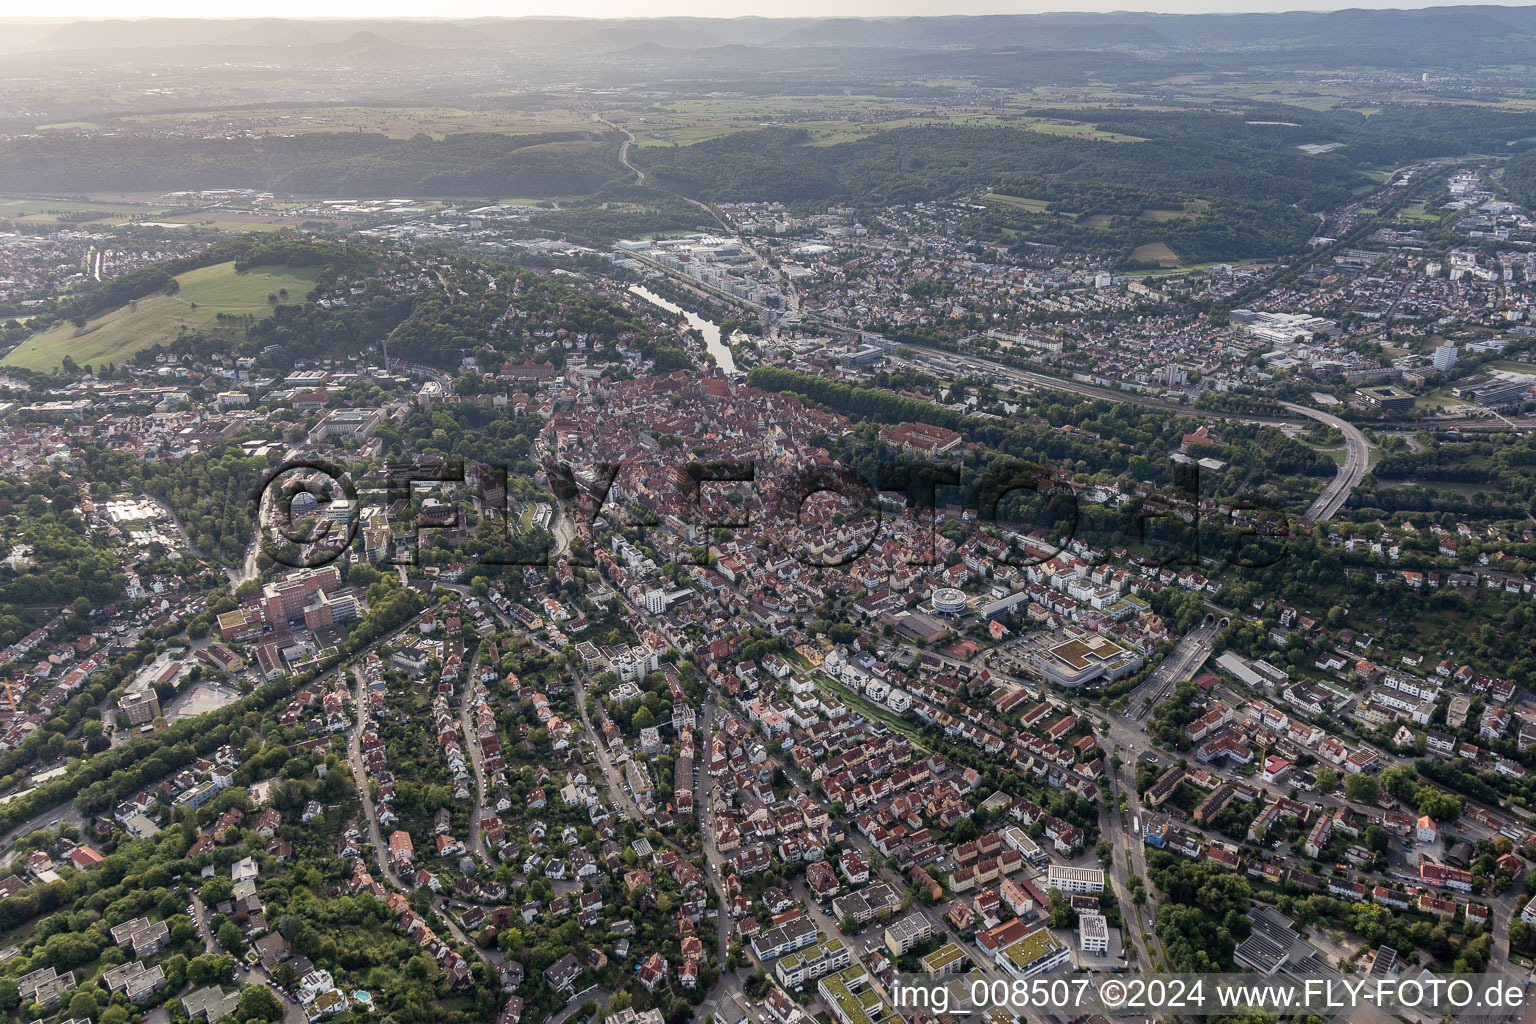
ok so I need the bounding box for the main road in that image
[347,663,403,889]
[1126,616,1223,721]
[1102,748,1160,971]
[457,646,489,859]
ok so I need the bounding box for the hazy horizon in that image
[0,0,1526,21]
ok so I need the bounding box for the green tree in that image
[188,953,236,987]
[200,876,234,904]
[218,920,244,952]
[235,984,284,1024]
[1344,774,1379,805]
[1363,825,1389,855]
[1416,786,1463,822]
[67,989,98,1022]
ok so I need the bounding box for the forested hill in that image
[1507,150,1536,210]
[1024,104,1536,168]
[0,130,626,197]
[632,123,1366,209]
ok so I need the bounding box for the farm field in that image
[1136,71,1536,111]
[0,196,177,226]
[610,94,1149,149]
[1131,241,1181,266]
[984,195,1204,226]
[2,260,318,372]
[116,104,595,139]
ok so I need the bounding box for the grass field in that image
[1397,202,1441,223]
[985,195,1206,231]
[1481,359,1536,375]
[2,261,318,372]
[985,194,1052,212]
[154,218,290,232]
[1017,118,1144,142]
[1417,387,1476,412]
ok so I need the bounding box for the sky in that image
[0,0,1521,18]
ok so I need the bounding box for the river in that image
[629,284,738,375]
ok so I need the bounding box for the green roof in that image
[819,967,899,1024]
[779,937,846,973]
[921,942,968,973]
[1000,928,1064,970]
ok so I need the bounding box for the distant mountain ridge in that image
[7,6,1536,59]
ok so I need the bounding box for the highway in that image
[598,117,644,186]
[896,346,1375,527]
[1284,402,1371,523]
[882,343,1301,427]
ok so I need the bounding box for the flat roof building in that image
[884,912,933,956]
[1046,864,1105,895]
[1355,385,1415,412]
[997,928,1070,978]
[118,687,161,727]
[1029,631,1142,688]
[920,941,969,977]
[1078,912,1109,955]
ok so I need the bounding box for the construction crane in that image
[0,679,21,715]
